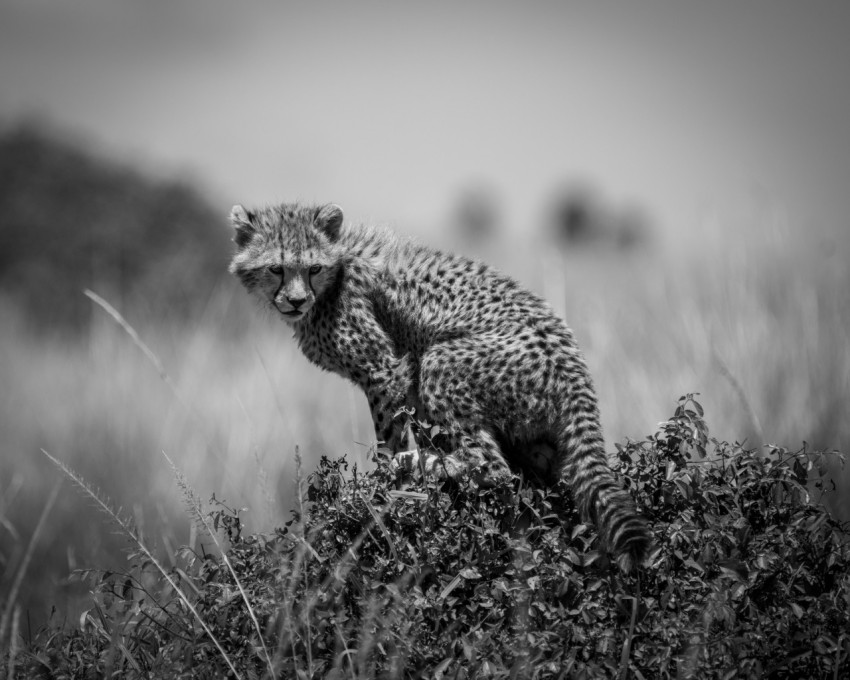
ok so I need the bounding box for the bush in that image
[8,396,850,678]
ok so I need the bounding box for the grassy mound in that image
[6,396,849,679]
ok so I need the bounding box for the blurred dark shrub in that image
[549,185,650,250]
[0,123,230,329]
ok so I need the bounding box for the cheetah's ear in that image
[314,204,344,240]
[230,204,255,248]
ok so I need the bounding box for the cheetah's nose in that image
[287,297,307,310]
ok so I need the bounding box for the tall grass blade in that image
[0,481,59,646]
[5,606,20,680]
[84,289,178,398]
[713,350,766,444]
[84,289,219,450]
[163,452,274,679]
[254,347,297,443]
[42,449,242,679]
[0,475,24,543]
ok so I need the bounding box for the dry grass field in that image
[1,210,848,626]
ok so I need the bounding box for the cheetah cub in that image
[229,202,650,570]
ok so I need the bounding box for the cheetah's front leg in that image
[364,353,418,454]
[412,338,515,485]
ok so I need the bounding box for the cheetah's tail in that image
[562,439,651,572]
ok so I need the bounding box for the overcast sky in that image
[1,0,848,240]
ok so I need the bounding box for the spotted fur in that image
[229,202,650,570]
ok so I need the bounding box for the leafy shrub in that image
[8,396,850,678]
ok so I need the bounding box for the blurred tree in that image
[453,184,500,243]
[550,186,599,245]
[548,184,649,250]
[0,123,230,328]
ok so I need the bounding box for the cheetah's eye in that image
[308,264,323,276]
[267,264,283,275]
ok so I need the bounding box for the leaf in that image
[434,658,453,679]
[79,609,92,631]
[717,559,748,582]
[684,558,705,574]
[674,479,693,499]
[459,567,482,580]
[571,523,590,540]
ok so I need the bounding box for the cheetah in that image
[229,202,650,570]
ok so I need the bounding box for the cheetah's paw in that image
[392,449,455,480]
[392,448,420,474]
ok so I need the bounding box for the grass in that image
[0,214,848,637]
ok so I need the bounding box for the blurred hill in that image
[0,124,230,329]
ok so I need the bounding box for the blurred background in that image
[1,0,848,626]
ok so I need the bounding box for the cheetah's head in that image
[228,202,344,323]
